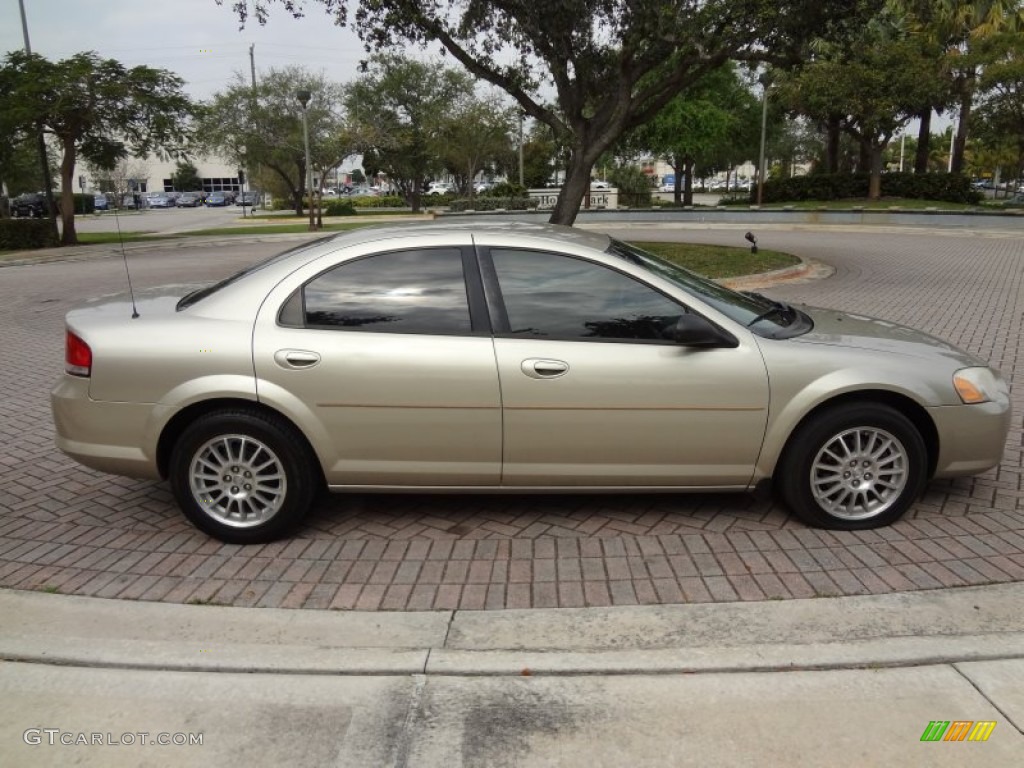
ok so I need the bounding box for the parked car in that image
[205,192,228,207]
[427,182,452,196]
[51,224,1011,543]
[93,194,109,211]
[12,193,47,218]
[147,194,173,209]
[237,192,259,206]
[176,192,202,208]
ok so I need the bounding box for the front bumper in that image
[929,398,1012,477]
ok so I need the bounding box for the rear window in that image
[176,237,335,310]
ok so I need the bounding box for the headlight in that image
[953,367,998,404]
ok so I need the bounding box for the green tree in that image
[223,0,881,225]
[0,50,195,244]
[777,29,947,198]
[895,0,1024,173]
[973,41,1024,184]
[170,160,203,191]
[629,64,758,205]
[202,68,349,214]
[439,96,515,196]
[0,133,56,215]
[344,53,475,212]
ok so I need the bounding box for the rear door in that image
[253,238,502,486]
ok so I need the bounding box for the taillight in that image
[65,330,92,377]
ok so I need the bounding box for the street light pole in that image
[295,89,316,231]
[756,77,769,207]
[18,0,59,242]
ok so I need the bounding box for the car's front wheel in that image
[169,409,319,543]
[777,403,928,529]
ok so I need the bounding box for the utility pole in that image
[249,44,264,209]
[18,0,59,241]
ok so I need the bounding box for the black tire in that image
[169,408,320,544]
[776,403,928,530]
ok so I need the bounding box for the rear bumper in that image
[929,399,1012,477]
[51,376,162,480]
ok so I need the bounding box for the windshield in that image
[606,239,810,338]
[176,236,335,310]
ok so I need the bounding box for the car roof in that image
[317,221,612,252]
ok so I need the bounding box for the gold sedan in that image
[52,224,1011,543]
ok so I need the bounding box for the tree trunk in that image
[672,158,683,206]
[914,109,931,174]
[868,144,884,200]
[858,138,871,175]
[291,189,304,216]
[683,158,695,207]
[549,150,599,226]
[951,75,974,174]
[411,177,422,214]
[825,116,841,174]
[59,141,77,246]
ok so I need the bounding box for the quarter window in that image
[490,249,684,341]
[303,248,472,334]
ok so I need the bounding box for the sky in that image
[2,0,381,100]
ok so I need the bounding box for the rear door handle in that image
[274,349,321,369]
[521,358,569,379]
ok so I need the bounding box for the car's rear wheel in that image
[169,409,318,544]
[777,403,927,529]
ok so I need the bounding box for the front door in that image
[484,248,770,487]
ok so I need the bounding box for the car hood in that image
[791,306,984,368]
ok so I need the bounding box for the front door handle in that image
[521,358,569,379]
[274,349,321,369]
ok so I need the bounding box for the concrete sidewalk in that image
[2,584,1022,766]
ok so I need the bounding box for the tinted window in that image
[303,248,471,334]
[491,249,683,341]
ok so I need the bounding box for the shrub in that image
[485,182,527,198]
[608,166,651,208]
[448,197,539,212]
[321,198,356,216]
[0,219,59,250]
[349,195,407,208]
[758,173,982,205]
[70,193,95,215]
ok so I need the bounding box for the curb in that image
[3,583,1022,677]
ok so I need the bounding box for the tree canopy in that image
[344,53,475,211]
[0,50,195,244]
[201,67,349,215]
[222,0,882,223]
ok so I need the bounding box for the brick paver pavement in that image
[1,227,1021,609]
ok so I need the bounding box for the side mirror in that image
[672,314,738,348]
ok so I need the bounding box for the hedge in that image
[758,172,982,205]
[0,219,59,250]
[448,197,539,212]
[69,193,95,215]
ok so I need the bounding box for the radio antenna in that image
[112,198,139,319]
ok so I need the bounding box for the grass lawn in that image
[244,209,422,220]
[174,221,384,237]
[76,231,172,245]
[631,241,799,279]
